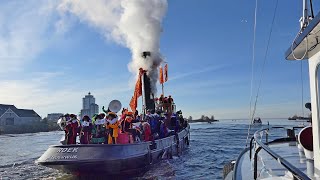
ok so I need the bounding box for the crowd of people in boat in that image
[155,95,174,104]
[61,107,188,145]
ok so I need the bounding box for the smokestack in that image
[142,52,155,111]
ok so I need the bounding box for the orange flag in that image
[135,72,142,97]
[159,66,164,84]
[130,69,143,112]
[129,95,137,113]
[164,64,168,82]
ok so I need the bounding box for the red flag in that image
[159,67,164,84]
[164,64,168,82]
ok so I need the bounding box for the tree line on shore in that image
[187,115,218,123]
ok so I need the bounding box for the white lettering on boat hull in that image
[50,155,78,160]
[56,148,78,153]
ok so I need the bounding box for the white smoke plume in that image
[58,0,168,93]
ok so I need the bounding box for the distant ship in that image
[288,115,298,120]
[288,115,311,121]
[252,117,262,125]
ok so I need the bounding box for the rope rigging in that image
[248,0,258,126]
[245,0,279,147]
[301,61,304,117]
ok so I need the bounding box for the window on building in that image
[5,118,14,125]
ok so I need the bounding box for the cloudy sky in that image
[0,0,318,119]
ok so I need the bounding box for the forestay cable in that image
[248,0,258,127]
[245,0,279,147]
[246,0,258,147]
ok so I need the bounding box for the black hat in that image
[83,115,90,121]
[108,112,117,118]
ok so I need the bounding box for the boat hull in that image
[36,125,190,175]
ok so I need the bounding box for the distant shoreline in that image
[188,119,219,123]
[187,118,298,123]
[0,121,60,135]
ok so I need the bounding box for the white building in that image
[80,92,99,119]
[47,113,64,122]
[0,104,41,126]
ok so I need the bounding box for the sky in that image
[0,0,318,119]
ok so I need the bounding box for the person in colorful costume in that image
[66,114,79,144]
[163,113,171,128]
[106,112,119,144]
[61,114,70,144]
[159,94,164,103]
[159,120,169,138]
[168,95,174,104]
[142,122,152,141]
[148,109,160,135]
[120,111,141,143]
[170,115,181,133]
[91,114,106,144]
[80,115,93,144]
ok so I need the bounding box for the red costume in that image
[66,114,79,144]
[65,122,73,144]
[143,122,152,141]
[80,116,93,144]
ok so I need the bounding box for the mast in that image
[141,71,146,115]
[301,0,309,30]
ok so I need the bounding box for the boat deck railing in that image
[249,127,310,180]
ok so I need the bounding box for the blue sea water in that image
[0,119,308,180]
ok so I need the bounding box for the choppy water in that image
[0,119,308,180]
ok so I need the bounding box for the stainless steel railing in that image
[250,127,310,180]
